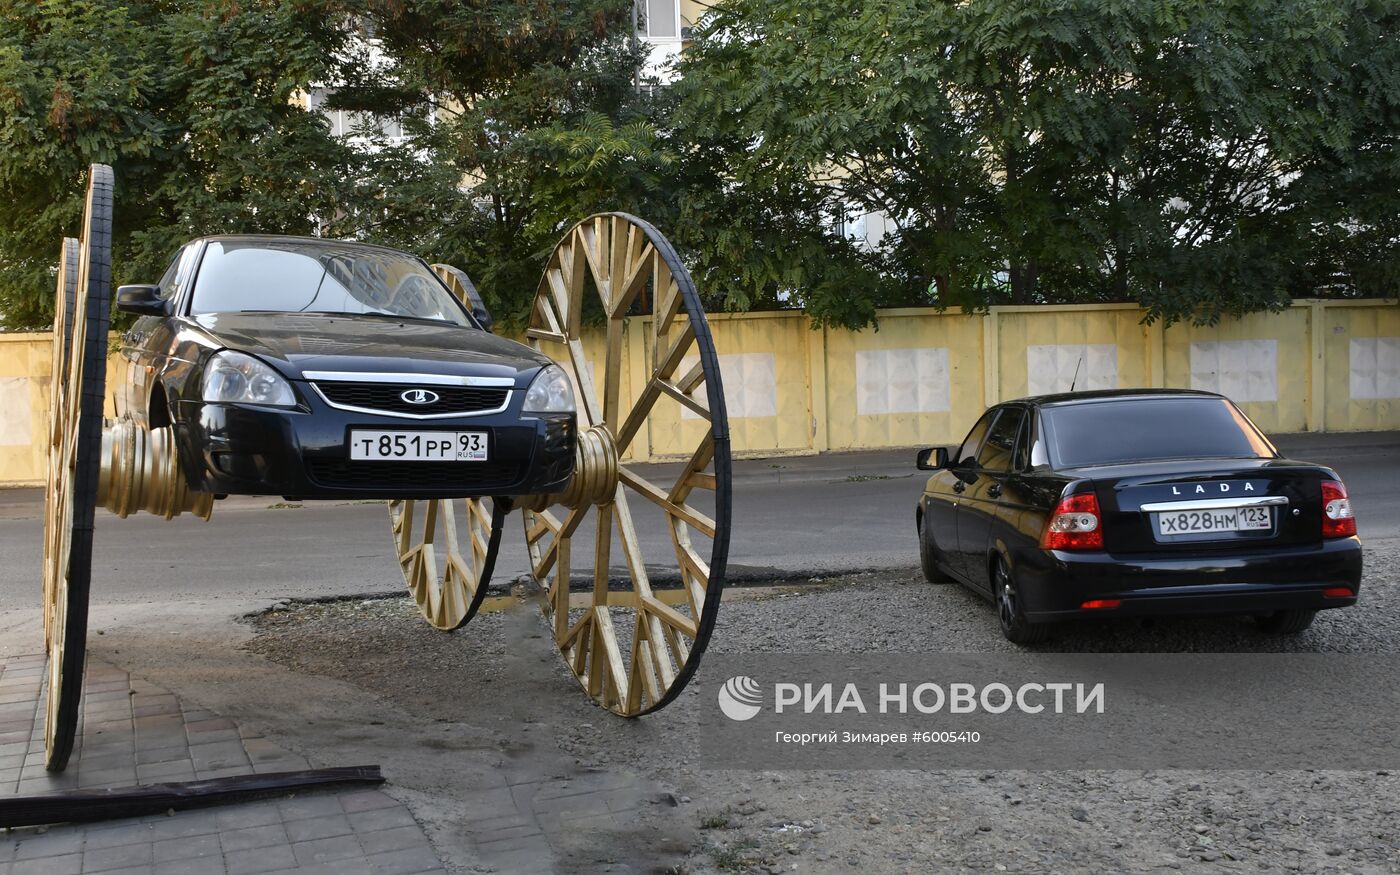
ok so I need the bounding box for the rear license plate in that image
[1156,505,1271,536]
[349,430,488,462]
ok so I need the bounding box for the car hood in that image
[192,312,550,386]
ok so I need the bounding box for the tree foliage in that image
[669,0,1400,326]
[328,0,667,329]
[0,0,358,329]
[1,0,1395,331]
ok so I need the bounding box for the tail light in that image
[1080,599,1121,609]
[1321,480,1356,538]
[1041,492,1104,550]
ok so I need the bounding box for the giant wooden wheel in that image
[520,214,730,715]
[42,166,113,771]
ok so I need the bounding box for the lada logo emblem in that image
[401,389,440,405]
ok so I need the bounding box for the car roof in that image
[1008,388,1226,408]
[188,234,415,258]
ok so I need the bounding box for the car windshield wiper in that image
[223,310,463,327]
[330,311,466,327]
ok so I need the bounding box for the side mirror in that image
[916,447,950,470]
[115,285,169,317]
[430,263,494,333]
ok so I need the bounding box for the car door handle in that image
[988,484,1002,498]
[952,480,966,494]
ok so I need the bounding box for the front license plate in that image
[349,430,488,462]
[1156,505,1271,536]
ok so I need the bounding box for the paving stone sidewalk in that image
[0,654,447,875]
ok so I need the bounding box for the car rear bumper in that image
[1018,537,1363,621]
[171,393,575,500]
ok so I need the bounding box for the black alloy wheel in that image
[995,555,1050,645]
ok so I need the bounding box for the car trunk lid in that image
[1061,459,1330,553]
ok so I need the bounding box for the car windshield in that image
[189,240,473,327]
[1042,397,1276,468]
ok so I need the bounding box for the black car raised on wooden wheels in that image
[112,235,577,501]
[914,390,1361,644]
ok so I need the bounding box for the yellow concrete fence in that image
[1,299,1396,485]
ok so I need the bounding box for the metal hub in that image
[97,420,212,521]
[520,425,620,511]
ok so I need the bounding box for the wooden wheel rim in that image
[523,213,732,716]
[44,165,114,772]
[43,238,80,652]
[389,498,506,631]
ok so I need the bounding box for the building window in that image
[308,88,405,141]
[643,0,679,38]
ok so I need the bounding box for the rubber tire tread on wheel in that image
[918,515,952,584]
[1255,609,1317,635]
[45,164,114,772]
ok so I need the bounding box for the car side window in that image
[977,407,1024,472]
[1011,413,1030,471]
[160,244,200,301]
[954,410,997,468]
[154,255,181,299]
[1027,412,1050,469]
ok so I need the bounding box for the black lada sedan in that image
[915,390,1361,643]
[112,235,576,500]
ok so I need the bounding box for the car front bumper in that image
[171,389,575,500]
[1016,537,1363,621]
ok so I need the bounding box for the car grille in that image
[314,381,510,416]
[305,459,524,493]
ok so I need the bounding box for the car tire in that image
[994,556,1050,645]
[918,514,953,584]
[1254,609,1317,634]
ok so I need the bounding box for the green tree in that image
[330,0,669,329]
[669,0,1400,327]
[0,0,358,329]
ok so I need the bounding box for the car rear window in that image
[190,240,473,326]
[1042,397,1275,468]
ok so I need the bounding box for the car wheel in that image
[918,514,953,584]
[994,556,1050,645]
[1254,609,1317,634]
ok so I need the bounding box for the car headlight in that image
[523,364,576,413]
[202,351,297,407]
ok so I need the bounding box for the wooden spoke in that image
[523,213,732,717]
[389,497,505,630]
[43,166,114,772]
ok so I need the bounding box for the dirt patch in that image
[247,554,1400,874]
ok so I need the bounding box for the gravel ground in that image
[247,541,1400,874]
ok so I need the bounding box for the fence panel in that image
[1322,302,1400,432]
[993,305,1152,403]
[1161,306,1312,434]
[0,334,48,485]
[823,309,984,449]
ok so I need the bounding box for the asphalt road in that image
[0,432,1396,612]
